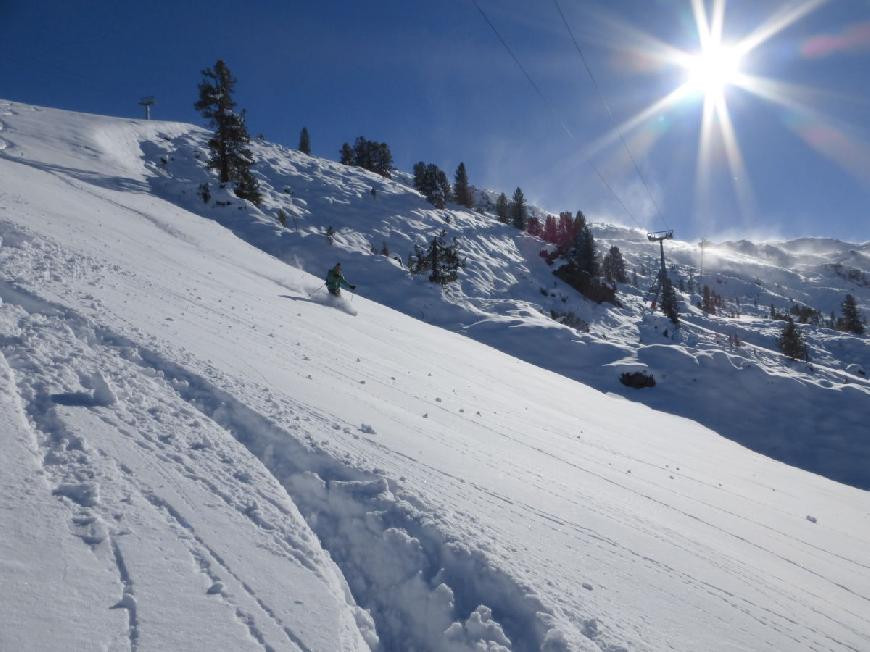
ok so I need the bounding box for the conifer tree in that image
[602,245,626,283]
[838,293,864,334]
[194,60,261,204]
[573,224,597,276]
[661,277,679,324]
[339,142,354,165]
[453,162,473,208]
[298,127,311,155]
[234,159,263,204]
[510,187,527,230]
[495,193,509,223]
[779,317,808,360]
[702,285,716,314]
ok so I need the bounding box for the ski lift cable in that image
[470,0,646,231]
[470,0,574,140]
[552,0,669,233]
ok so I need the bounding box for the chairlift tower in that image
[138,96,155,120]
[646,230,674,310]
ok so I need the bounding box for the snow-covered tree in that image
[194,59,261,204]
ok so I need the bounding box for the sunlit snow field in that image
[1,101,868,651]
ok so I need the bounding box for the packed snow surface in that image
[1,100,869,651]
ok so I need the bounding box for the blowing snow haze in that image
[1,1,869,651]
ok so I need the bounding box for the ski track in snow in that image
[0,281,355,650]
[0,274,549,650]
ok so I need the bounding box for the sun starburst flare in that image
[581,0,870,231]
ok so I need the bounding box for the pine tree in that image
[298,127,311,155]
[495,193,509,223]
[602,245,626,283]
[779,317,808,360]
[510,187,527,230]
[661,277,679,324]
[194,60,261,204]
[838,293,864,334]
[433,168,451,208]
[702,285,716,314]
[573,224,597,276]
[453,162,473,208]
[234,158,263,204]
[340,142,354,165]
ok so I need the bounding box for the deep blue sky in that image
[2,0,869,241]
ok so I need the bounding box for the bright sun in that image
[685,44,742,95]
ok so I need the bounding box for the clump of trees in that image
[408,231,463,284]
[789,303,821,326]
[491,187,530,227]
[553,213,618,304]
[194,59,261,205]
[413,162,452,208]
[533,212,586,263]
[701,285,723,314]
[339,136,393,177]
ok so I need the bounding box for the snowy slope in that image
[1,100,870,651]
[98,101,868,490]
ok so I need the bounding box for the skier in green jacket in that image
[325,262,355,297]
